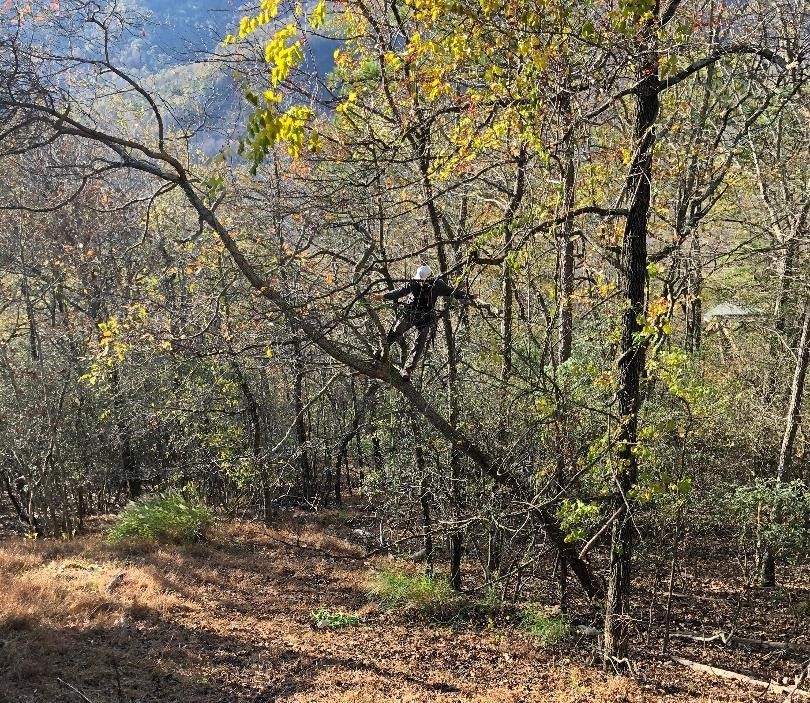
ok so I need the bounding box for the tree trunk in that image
[685,234,703,352]
[111,368,140,500]
[557,96,576,365]
[677,61,716,354]
[766,234,799,386]
[434,216,464,591]
[604,11,659,662]
[762,295,810,586]
[497,147,527,443]
[499,257,513,443]
[449,530,463,590]
[411,415,434,576]
[420,476,434,577]
[777,296,810,483]
[292,341,312,499]
[18,211,40,361]
[334,454,343,506]
[554,96,577,611]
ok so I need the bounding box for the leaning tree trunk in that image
[603,9,659,663]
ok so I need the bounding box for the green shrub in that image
[311,608,362,629]
[108,489,212,544]
[520,605,570,646]
[476,586,501,609]
[368,569,458,612]
[723,478,810,564]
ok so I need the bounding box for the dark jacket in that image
[383,278,470,314]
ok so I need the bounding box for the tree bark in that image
[292,341,312,500]
[604,8,660,662]
[762,295,810,586]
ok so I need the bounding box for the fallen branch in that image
[669,656,810,700]
[57,678,97,703]
[663,591,724,602]
[671,631,810,654]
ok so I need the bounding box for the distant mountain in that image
[114,0,236,69]
[120,1,335,75]
[116,1,336,154]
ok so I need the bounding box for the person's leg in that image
[402,324,431,377]
[376,316,412,360]
[387,316,413,346]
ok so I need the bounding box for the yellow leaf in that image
[310,0,326,28]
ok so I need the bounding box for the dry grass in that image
[0,515,780,703]
[0,536,187,629]
[0,533,198,701]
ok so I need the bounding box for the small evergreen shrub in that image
[476,586,501,609]
[311,608,362,629]
[108,489,212,544]
[725,478,810,563]
[520,605,570,646]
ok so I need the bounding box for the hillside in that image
[1,0,808,698]
[1,510,808,703]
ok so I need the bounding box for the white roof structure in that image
[703,303,761,322]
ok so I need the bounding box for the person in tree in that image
[370,264,476,380]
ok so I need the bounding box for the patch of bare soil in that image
[0,513,805,703]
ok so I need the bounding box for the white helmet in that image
[414,264,433,280]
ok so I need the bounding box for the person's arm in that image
[383,282,412,301]
[435,278,475,301]
[369,282,411,302]
[435,278,499,314]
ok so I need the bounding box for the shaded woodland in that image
[0,0,808,685]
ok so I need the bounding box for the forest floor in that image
[0,507,808,703]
